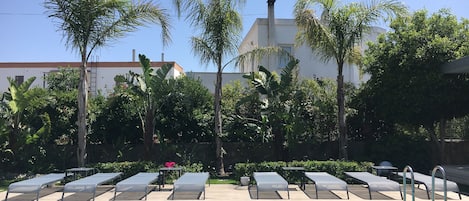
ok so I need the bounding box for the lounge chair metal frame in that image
[345,172,402,200]
[398,171,462,199]
[172,172,210,200]
[113,172,159,201]
[60,172,122,201]
[253,172,290,199]
[5,173,66,201]
[304,172,349,199]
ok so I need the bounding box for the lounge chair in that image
[397,172,461,199]
[61,172,122,201]
[172,172,210,200]
[113,172,159,200]
[345,172,402,200]
[5,173,66,201]
[253,172,289,199]
[304,172,349,199]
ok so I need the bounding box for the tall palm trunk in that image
[77,53,88,167]
[144,106,155,161]
[8,114,20,151]
[337,64,348,160]
[272,120,286,161]
[215,58,225,176]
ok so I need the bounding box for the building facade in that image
[238,18,385,85]
[0,61,184,96]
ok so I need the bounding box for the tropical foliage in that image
[156,76,213,144]
[0,77,52,172]
[354,9,469,162]
[123,54,173,160]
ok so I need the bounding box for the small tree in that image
[243,60,300,161]
[1,77,52,171]
[125,54,172,160]
[361,9,469,163]
[45,68,79,91]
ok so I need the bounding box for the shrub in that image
[92,161,158,179]
[91,161,204,183]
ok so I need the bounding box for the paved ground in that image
[1,184,466,201]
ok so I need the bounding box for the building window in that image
[278,45,292,69]
[15,76,24,85]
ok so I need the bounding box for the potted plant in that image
[240,175,250,186]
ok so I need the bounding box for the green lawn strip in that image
[0,179,11,191]
[209,178,237,185]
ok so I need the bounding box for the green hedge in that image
[234,160,373,181]
[91,161,203,183]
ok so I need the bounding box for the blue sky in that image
[1,0,469,72]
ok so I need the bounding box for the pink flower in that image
[165,161,176,168]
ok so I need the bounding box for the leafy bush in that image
[92,161,159,179]
[91,161,204,183]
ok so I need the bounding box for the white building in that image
[238,18,385,85]
[0,61,184,95]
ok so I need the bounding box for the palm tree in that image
[45,0,171,166]
[175,0,243,175]
[294,0,406,159]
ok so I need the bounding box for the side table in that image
[65,167,96,181]
[159,167,183,190]
[372,166,398,179]
[282,166,305,189]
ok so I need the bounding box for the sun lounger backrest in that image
[253,172,288,191]
[114,172,159,201]
[346,172,389,182]
[399,172,459,192]
[63,172,122,193]
[8,173,65,192]
[174,172,209,186]
[6,173,66,201]
[115,172,159,192]
[172,172,210,200]
[305,172,347,191]
[253,172,289,199]
[254,172,285,181]
[304,172,349,199]
[345,171,401,199]
[398,171,460,198]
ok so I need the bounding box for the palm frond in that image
[192,37,216,65]
[280,60,300,89]
[232,46,288,69]
[295,0,407,66]
[45,0,171,61]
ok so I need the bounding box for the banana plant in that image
[126,54,172,160]
[242,59,300,161]
[2,77,51,152]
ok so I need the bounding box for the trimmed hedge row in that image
[92,161,203,182]
[233,160,374,181]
